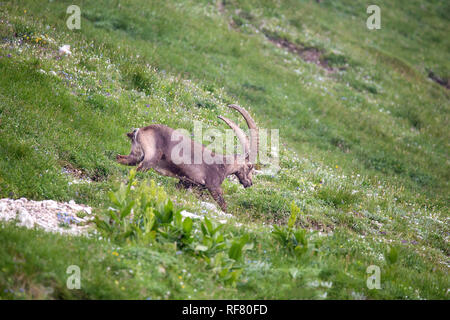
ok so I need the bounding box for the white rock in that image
[59,45,72,56]
[200,201,218,212]
[0,198,93,235]
[180,210,203,220]
[215,211,233,219]
[255,168,278,176]
[43,200,58,209]
[18,209,35,229]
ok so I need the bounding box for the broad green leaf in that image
[212,224,224,235]
[228,242,243,261]
[174,210,182,226]
[120,200,135,219]
[182,217,193,234]
[288,200,300,229]
[204,217,213,234]
[219,268,229,278]
[385,246,399,265]
[108,191,120,207]
[200,222,208,236]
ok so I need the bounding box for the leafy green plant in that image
[207,234,253,286]
[186,217,253,286]
[95,169,253,286]
[94,169,137,242]
[95,169,181,244]
[385,246,399,265]
[193,217,227,256]
[272,201,309,257]
[76,211,87,219]
[157,209,195,249]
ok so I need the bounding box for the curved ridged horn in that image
[227,104,259,163]
[218,115,249,156]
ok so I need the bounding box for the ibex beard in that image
[116,104,259,212]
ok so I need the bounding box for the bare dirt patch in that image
[216,1,240,30]
[302,217,335,233]
[215,1,338,72]
[265,33,334,72]
[60,162,93,185]
[428,70,449,89]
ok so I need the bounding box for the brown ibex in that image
[116,104,259,211]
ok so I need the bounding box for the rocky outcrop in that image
[0,198,93,235]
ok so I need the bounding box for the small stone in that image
[200,201,218,212]
[58,45,72,56]
[43,200,58,209]
[18,209,35,229]
[180,210,202,220]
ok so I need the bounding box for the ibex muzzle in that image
[116,104,259,212]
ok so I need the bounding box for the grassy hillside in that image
[0,0,448,299]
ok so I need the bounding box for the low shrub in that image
[95,169,253,286]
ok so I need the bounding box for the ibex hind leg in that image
[137,150,163,172]
[176,179,205,190]
[176,180,194,189]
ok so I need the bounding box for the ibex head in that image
[235,162,255,188]
[218,104,259,188]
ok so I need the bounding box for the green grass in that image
[0,0,448,299]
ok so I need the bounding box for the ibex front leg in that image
[116,154,141,166]
[208,186,227,212]
[137,150,163,172]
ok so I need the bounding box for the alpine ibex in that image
[116,104,259,211]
